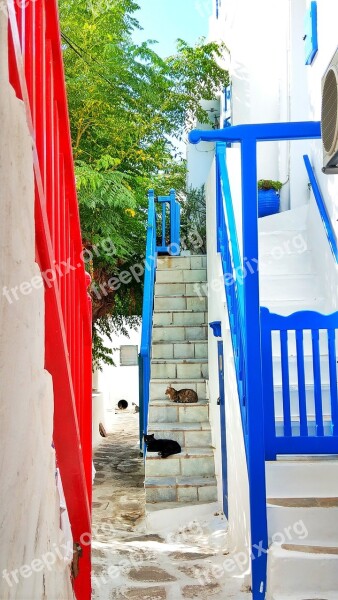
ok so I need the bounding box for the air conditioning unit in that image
[322,47,338,173]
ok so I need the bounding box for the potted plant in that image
[257,179,282,217]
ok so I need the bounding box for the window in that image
[120,345,138,366]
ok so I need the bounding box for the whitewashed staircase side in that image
[145,255,218,504]
[258,207,338,599]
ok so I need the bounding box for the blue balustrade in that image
[139,189,181,450]
[156,189,181,256]
[261,308,338,458]
[189,121,322,600]
[303,155,338,263]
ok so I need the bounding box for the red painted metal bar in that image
[7,1,92,598]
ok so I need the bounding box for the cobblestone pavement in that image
[91,411,250,600]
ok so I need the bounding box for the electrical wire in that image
[60,31,115,87]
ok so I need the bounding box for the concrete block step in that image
[266,460,338,498]
[260,274,319,302]
[267,497,338,545]
[145,475,217,503]
[155,282,207,297]
[154,295,207,311]
[153,310,208,327]
[266,542,338,598]
[150,379,207,401]
[157,255,207,271]
[151,359,208,380]
[156,269,207,284]
[147,421,212,448]
[259,250,313,276]
[151,340,208,360]
[149,398,209,423]
[152,324,208,343]
[146,447,215,477]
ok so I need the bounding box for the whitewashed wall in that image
[94,326,141,436]
[205,157,251,560]
[0,9,74,599]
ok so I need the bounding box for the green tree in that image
[59,0,228,366]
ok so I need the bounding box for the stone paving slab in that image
[91,412,250,600]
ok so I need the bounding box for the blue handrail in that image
[303,155,338,262]
[139,190,157,447]
[156,189,181,255]
[189,121,321,600]
[139,189,181,450]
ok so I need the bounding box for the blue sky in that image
[133,0,212,57]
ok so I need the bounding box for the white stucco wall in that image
[0,10,74,599]
[187,99,221,190]
[94,326,141,435]
[205,158,250,559]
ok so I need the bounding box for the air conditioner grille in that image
[322,67,338,154]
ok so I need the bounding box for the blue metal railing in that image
[261,308,338,459]
[139,190,157,448]
[303,155,338,262]
[156,189,181,256]
[139,189,181,450]
[189,121,322,600]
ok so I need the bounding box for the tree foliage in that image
[59,0,229,366]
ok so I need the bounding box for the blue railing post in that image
[139,190,157,445]
[241,136,268,598]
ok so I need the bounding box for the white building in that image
[143,2,338,599]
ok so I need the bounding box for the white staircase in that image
[145,255,218,504]
[258,207,338,599]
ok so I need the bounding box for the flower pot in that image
[258,189,280,218]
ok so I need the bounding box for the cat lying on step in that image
[165,386,198,403]
[143,433,181,458]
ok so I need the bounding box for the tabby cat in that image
[165,386,198,403]
[143,433,181,458]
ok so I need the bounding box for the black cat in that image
[143,433,181,459]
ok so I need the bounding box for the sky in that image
[133,0,212,57]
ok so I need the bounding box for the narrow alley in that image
[91,411,250,600]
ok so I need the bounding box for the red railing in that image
[7,1,92,598]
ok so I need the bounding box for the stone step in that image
[269,327,337,357]
[272,353,333,386]
[145,447,215,478]
[147,421,212,448]
[267,497,338,546]
[157,255,207,271]
[153,310,208,327]
[145,475,217,504]
[152,324,208,343]
[149,398,209,424]
[260,274,319,302]
[151,359,208,380]
[154,295,207,311]
[151,340,208,360]
[155,269,207,284]
[267,541,338,598]
[150,379,207,401]
[258,230,308,255]
[259,250,313,276]
[155,282,207,297]
[266,459,338,498]
[273,382,333,419]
